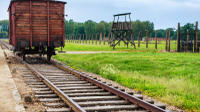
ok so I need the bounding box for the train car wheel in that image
[47,54,51,62]
[23,54,26,61]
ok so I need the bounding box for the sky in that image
[0,0,199,29]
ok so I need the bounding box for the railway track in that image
[0,40,168,112]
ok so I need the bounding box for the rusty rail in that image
[0,40,10,50]
[53,60,167,112]
[20,59,86,112]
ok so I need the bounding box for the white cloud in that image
[109,0,200,9]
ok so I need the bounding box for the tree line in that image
[0,19,198,40]
[0,20,9,38]
[65,19,155,37]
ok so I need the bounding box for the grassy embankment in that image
[54,43,200,111]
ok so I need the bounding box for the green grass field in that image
[55,42,200,111]
[1,39,9,42]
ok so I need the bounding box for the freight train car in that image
[8,0,66,61]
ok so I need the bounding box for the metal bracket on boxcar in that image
[11,13,16,16]
[55,13,65,20]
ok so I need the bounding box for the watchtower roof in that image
[114,13,131,17]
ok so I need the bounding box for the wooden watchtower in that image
[110,13,135,49]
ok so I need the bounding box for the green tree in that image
[0,20,9,38]
[0,20,9,32]
[74,23,85,34]
[65,19,75,35]
[156,29,165,37]
[95,22,106,34]
[132,20,154,38]
[180,23,195,40]
[0,31,8,38]
[84,20,96,34]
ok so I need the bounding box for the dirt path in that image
[0,47,25,112]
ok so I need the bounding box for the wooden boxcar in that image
[8,0,66,61]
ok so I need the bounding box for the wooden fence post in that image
[76,34,79,44]
[74,35,76,43]
[72,35,73,43]
[70,35,72,43]
[138,32,141,48]
[108,33,111,45]
[75,34,77,43]
[186,29,189,52]
[79,34,81,44]
[131,33,133,47]
[82,34,84,44]
[88,34,89,44]
[72,35,74,43]
[86,34,87,44]
[177,23,181,52]
[81,34,83,44]
[82,34,83,44]
[103,33,106,45]
[76,35,77,43]
[75,35,77,43]
[195,21,198,52]
[66,34,68,43]
[99,33,102,45]
[168,30,171,52]
[91,34,93,45]
[73,35,75,43]
[166,30,168,51]
[68,35,69,43]
[146,31,148,48]
[70,35,71,43]
[95,34,97,45]
[155,30,157,49]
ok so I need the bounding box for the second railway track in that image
[1,40,168,112]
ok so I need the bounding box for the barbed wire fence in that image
[65,21,199,53]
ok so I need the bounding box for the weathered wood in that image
[165,30,168,51]
[195,21,198,52]
[99,33,102,45]
[138,32,141,48]
[92,34,94,45]
[79,35,81,44]
[12,0,65,47]
[155,30,157,49]
[168,31,171,52]
[112,22,132,31]
[104,33,106,45]
[177,23,181,52]
[32,2,47,6]
[89,34,91,44]
[146,31,148,48]
[70,35,72,43]
[86,34,87,44]
[96,34,98,45]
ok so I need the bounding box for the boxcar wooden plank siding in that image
[32,2,47,6]
[9,0,66,48]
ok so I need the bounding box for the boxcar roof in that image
[10,0,66,3]
[9,0,66,9]
[11,0,66,2]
